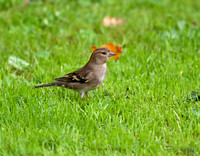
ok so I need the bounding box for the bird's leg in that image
[80,92,88,102]
[80,92,84,98]
[86,92,89,98]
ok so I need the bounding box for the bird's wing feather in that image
[55,70,93,83]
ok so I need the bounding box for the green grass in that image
[0,0,200,155]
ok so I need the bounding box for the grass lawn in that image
[0,0,200,155]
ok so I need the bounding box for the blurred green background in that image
[0,0,200,155]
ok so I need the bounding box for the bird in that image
[35,48,116,98]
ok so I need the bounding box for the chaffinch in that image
[35,48,116,98]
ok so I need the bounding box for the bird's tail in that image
[35,82,64,88]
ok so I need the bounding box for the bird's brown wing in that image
[55,70,93,83]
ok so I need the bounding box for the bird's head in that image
[89,48,116,64]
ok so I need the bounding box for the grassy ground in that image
[0,0,200,155]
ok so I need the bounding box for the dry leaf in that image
[91,46,98,51]
[102,16,124,27]
[8,56,29,70]
[22,0,31,7]
[91,42,123,61]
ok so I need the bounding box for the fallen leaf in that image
[91,42,123,61]
[22,0,31,7]
[91,46,98,51]
[102,16,124,27]
[101,44,107,48]
[8,56,29,70]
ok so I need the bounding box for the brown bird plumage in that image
[35,48,116,98]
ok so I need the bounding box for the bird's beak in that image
[109,51,116,57]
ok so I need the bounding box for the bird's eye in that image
[101,52,106,55]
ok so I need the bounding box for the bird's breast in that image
[95,64,107,87]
